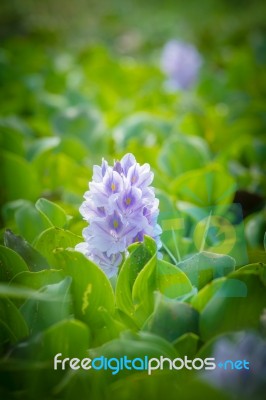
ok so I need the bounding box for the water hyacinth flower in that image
[202,332,266,399]
[76,153,162,277]
[161,40,202,90]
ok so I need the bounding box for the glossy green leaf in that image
[91,330,177,360]
[15,202,51,243]
[155,259,194,297]
[39,319,90,360]
[27,137,60,161]
[52,106,105,151]
[143,294,199,342]
[170,164,236,206]
[114,113,171,150]
[1,199,31,224]
[0,283,57,301]
[155,189,177,214]
[0,245,28,282]
[132,258,193,326]
[54,249,115,328]
[109,372,230,400]
[247,249,266,264]
[116,236,157,318]
[57,136,88,161]
[12,319,90,362]
[93,308,127,346]
[158,134,210,177]
[0,298,29,344]
[11,269,65,291]
[200,265,266,341]
[4,229,50,271]
[35,198,68,228]
[131,254,157,325]
[230,262,266,286]
[245,211,266,248]
[172,333,200,358]
[20,277,72,335]
[177,251,235,289]
[33,152,89,195]
[34,227,81,267]
[190,278,226,312]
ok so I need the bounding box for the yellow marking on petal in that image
[111,183,116,191]
[113,219,119,228]
[131,176,137,183]
[125,197,131,205]
[82,283,92,315]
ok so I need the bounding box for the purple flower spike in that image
[76,153,162,277]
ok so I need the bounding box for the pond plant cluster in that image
[0,1,266,399]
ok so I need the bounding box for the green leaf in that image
[245,211,266,248]
[190,278,226,312]
[0,150,41,205]
[93,308,127,346]
[132,258,193,326]
[155,259,193,297]
[15,202,51,243]
[4,229,50,271]
[173,379,231,400]
[177,251,235,289]
[20,277,73,335]
[0,298,29,344]
[0,245,28,282]
[143,294,199,342]
[172,333,200,358]
[0,117,32,139]
[54,249,115,328]
[247,249,266,264]
[91,330,177,361]
[158,134,210,177]
[57,136,88,162]
[34,227,81,267]
[170,164,236,206]
[116,236,157,318]
[39,319,90,360]
[109,371,230,400]
[155,189,177,214]
[35,198,68,228]
[33,152,89,196]
[230,262,266,286]
[0,283,57,301]
[114,113,171,150]
[27,137,60,161]
[1,199,31,224]
[52,106,105,151]
[11,269,65,291]
[131,254,157,325]
[200,265,266,341]
[12,319,90,361]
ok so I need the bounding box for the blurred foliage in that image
[0,0,266,399]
